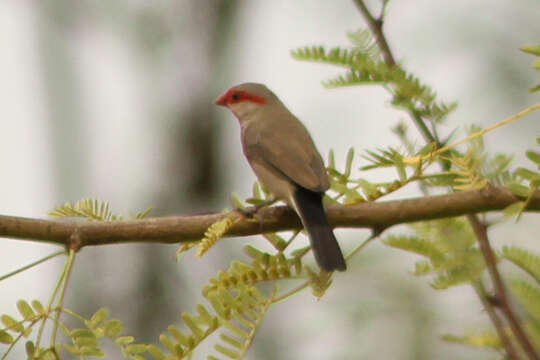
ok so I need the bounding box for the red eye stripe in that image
[215,89,266,106]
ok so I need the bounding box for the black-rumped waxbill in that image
[215,83,346,272]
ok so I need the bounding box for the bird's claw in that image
[235,198,277,218]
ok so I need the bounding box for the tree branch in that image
[352,2,538,357]
[0,185,538,249]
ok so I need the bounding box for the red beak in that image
[215,92,228,106]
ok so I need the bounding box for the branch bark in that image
[0,185,538,249]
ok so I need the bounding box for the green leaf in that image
[219,333,243,349]
[515,167,540,181]
[135,207,153,219]
[355,179,380,200]
[503,201,525,218]
[328,149,336,169]
[442,331,501,349]
[182,313,204,339]
[115,336,134,345]
[17,300,35,320]
[124,344,148,355]
[509,279,540,319]
[79,345,104,356]
[168,325,191,348]
[230,193,245,210]
[64,344,82,355]
[1,314,23,333]
[521,44,540,56]
[71,328,96,338]
[197,304,217,326]
[332,182,365,203]
[89,308,109,328]
[526,150,540,166]
[40,348,59,360]
[508,182,530,197]
[214,343,240,359]
[503,246,540,284]
[25,341,35,357]
[146,344,167,359]
[159,333,181,356]
[0,330,14,344]
[413,260,435,275]
[104,319,124,338]
[422,172,458,187]
[431,266,484,290]
[344,147,355,178]
[31,300,46,315]
[74,336,98,347]
[384,235,443,260]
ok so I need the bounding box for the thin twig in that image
[419,102,540,163]
[468,215,538,360]
[51,247,76,348]
[352,0,437,145]
[352,0,395,66]
[473,281,519,359]
[0,250,66,281]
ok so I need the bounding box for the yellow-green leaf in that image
[508,183,530,197]
[71,328,96,338]
[1,314,23,333]
[115,336,134,345]
[521,44,540,56]
[64,344,81,355]
[215,343,240,359]
[25,340,35,357]
[31,300,46,315]
[104,319,123,338]
[159,333,182,356]
[503,201,525,218]
[124,343,148,355]
[79,345,105,356]
[89,308,109,328]
[181,313,203,338]
[17,300,35,320]
[146,344,166,359]
[0,330,14,344]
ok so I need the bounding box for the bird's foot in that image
[235,198,277,218]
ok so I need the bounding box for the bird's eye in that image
[231,92,241,100]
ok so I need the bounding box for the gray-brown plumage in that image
[216,83,346,271]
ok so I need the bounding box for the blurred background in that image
[0,0,539,359]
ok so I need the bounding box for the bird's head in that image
[215,83,276,120]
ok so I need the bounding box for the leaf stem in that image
[51,248,76,347]
[0,250,66,282]
[271,281,310,304]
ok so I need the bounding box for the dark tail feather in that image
[292,186,346,271]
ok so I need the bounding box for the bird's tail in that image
[292,187,346,272]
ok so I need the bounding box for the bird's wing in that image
[244,119,329,193]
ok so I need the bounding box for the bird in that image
[215,82,346,272]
